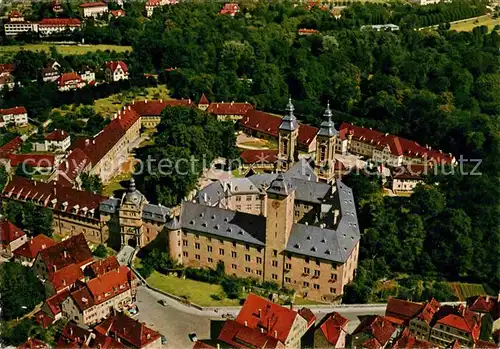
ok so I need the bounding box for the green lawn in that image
[450,15,500,32]
[0,44,132,56]
[147,271,242,307]
[102,171,132,196]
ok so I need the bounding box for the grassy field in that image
[53,85,172,118]
[450,15,500,32]
[449,282,487,301]
[102,171,133,196]
[0,44,132,56]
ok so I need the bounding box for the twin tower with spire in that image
[277,98,339,182]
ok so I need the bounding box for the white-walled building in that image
[104,61,129,82]
[79,2,109,18]
[38,18,81,37]
[44,129,71,152]
[0,106,28,127]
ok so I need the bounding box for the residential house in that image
[78,66,96,83]
[36,289,71,328]
[408,299,441,341]
[45,263,86,296]
[0,106,28,127]
[298,28,320,35]
[17,338,50,349]
[94,311,162,348]
[220,3,240,16]
[385,297,426,327]
[145,0,177,17]
[104,61,129,82]
[314,312,349,348]
[0,63,17,90]
[391,328,435,348]
[429,305,481,348]
[56,72,86,91]
[110,9,126,18]
[38,18,82,37]
[56,321,125,348]
[207,101,254,121]
[467,295,499,343]
[61,265,136,325]
[85,255,121,278]
[42,60,61,82]
[197,93,210,111]
[391,164,427,193]
[0,219,28,256]
[80,2,109,18]
[350,315,398,348]
[12,234,56,266]
[44,129,71,152]
[217,294,314,349]
[32,233,94,281]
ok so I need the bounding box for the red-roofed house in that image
[385,297,425,327]
[0,219,28,256]
[79,2,108,18]
[0,136,23,158]
[429,305,481,348]
[467,295,499,344]
[351,315,397,349]
[61,266,136,325]
[33,233,93,280]
[57,321,126,348]
[17,337,49,349]
[338,122,455,166]
[86,255,120,278]
[44,129,71,151]
[314,312,349,348]
[391,328,434,349]
[298,28,320,35]
[129,98,194,128]
[57,72,86,91]
[46,263,85,296]
[240,149,278,171]
[0,106,28,127]
[105,61,129,82]
[408,298,440,341]
[218,294,312,348]
[38,289,70,325]
[110,9,126,18]
[38,18,82,37]
[12,234,56,266]
[207,101,254,121]
[220,3,240,16]
[145,0,177,17]
[57,148,91,188]
[95,311,161,348]
[198,93,210,111]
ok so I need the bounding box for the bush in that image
[93,244,108,258]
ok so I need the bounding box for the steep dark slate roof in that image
[317,103,338,138]
[179,201,266,246]
[266,173,295,196]
[290,177,331,204]
[279,98,298,131]
[142,203,170,223]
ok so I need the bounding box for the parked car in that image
[158,299,168,307]
[222,313,234,319]
[161,335,167,345]
[189,333,198,342]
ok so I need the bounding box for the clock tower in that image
[264,174,296,283]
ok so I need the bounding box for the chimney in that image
[145,99,148,103]
[85,139,90,146]
[244,321,248,327]
[92,139,95,145]
[64,251,67,258]
[53,180,57,195]
[70,328,73,336]
[260,328,264,333]
[128,106,131,111]
[274,330,277,338]
[160,99,163,103]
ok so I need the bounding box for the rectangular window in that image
[231,251,237,258]
[313,284,320,290]
[330,288,336,294]
[303,281,309,287]
[331,273,337,281]
[285,277,291,283]
[219,248,224,255]
[245,254,251,262]
[256,257,262,264]
[219,239,223,244]
[273,249,278,257]
[245,267,251,273]
[182,240,188,246]
[304,267,310,274]
[314,270,320,277]
[207,246,212,252]
[272,260,278,267]
[272,274,278,280]
[285,263,291,269]
[236,196,241,202]
[195,254,200,260]
[256,270,262,276]
[208,257,213,263]
[232,242,237,247]
[195,234,199,240]
[246,195,252,201]
[195,242,200,249]
[245,244,250,251]
[183,251,188,257]
[305,257,309,264]
[316,259,320,266]
[232,264,237,269]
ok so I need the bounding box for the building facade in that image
[0,106,28,127]
[80,2,109,18]
[105,61,129,82]
[38,18,82,37]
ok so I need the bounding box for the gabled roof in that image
[218,319,282,349]
[416,298,440,324]
[9,10,23,19]
[38,234,93,275]
[33,310,54,329]
[0,106,27,115]
[385,297,424,326]
[0,136,23,157]
[0,219,25,244]
[352,315,396,348]
[235,294,300,343]
[434,305,481,341]
[298,307,316,328]
[240,149,278,165]
[45,129,69,141]
[85,265,132,302]
[45,289,70,316]
[105,60,128,73]
[95,312,161,348]
[13,234,56,259]
[39,18,81,26]
[57,148,91,187]
[49,263,84,292]
[129,99,193,116]
[57,72,84,87]
[0,63,16,75]
[110,9,126,17]
[220,3,240,15]
[7,154,55,167]
[467,295,498,314]
[207,102,253,115]
[88,256,120,277]
[79,2,107,8]
[392,328,434,349]
[17,337,49,349]
[198,93,209,105]
[317,312,349,346]
[57,322,92,347]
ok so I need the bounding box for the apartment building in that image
[207,101,254,121]
[44,129,71,152]
[38,18,82,37]
[104,61,129,82]
[80,2,109,18]
[0,106,28,127]
[56,72,86,91]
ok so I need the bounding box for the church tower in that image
[277,98,299,172]
[119,178,147,248]
[315,102,338,182]
[264,174,295,284]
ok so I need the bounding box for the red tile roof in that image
[416,298,440,324]
[33,310,54,328]
[95,312,161,348]
[353,315,396,348]
[193,341,217,349]
[88,255,120,277]
[220,3,240,15]
[92,331,126,349]
[7,154,55,167]
[235,294,300,344]
[39,18,81,26]
[467,295,498,314]
[105,60,128,73]
[49,263,84,292]
[218,319,282,349]
[58,322,92,347]
[2,176,107,220]
[17,337,49,349]
[298,28,320,34]
[0,106,27,115]
[0,219,25,244]
[318,312,349,346]
[57,148,91,187]
[207,102,253,116]
[45,289,70,316]
[38,234,93,276]
[240,149,278,165]
[0,136,23,157]
[238,110,318,147]
[45,129,69,141]
[9,10,23,18]
[476,340,499,348]
[57,72,84,87]
[385,297,425,326]
[198,93,209,106]
[12,234,56,259]
[129,99,193,116]
[392,328,434,349]
[339,122,454,163]
[298,307,316,328]
[79,2,107,7]
[435,305,481,341]
[393,164,429,180]
[110,9,126,17]
[72,107,140,167]
[0,63,16,75]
